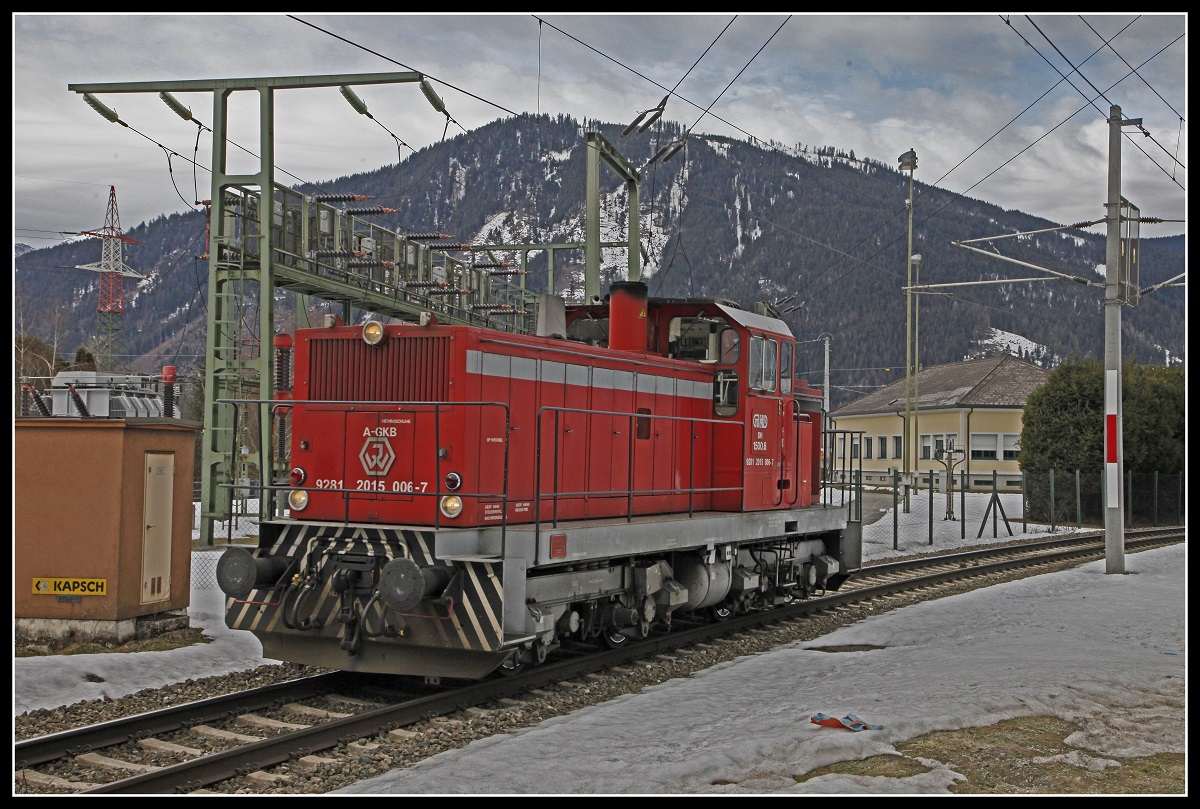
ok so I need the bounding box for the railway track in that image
[14,527,1183,795]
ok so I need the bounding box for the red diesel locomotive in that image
[217,281,861,679]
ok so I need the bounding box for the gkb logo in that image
[359,436,396,476]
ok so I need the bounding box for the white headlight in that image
[288,489,310,512]
[439,495,463,518]
[363,320,386,346]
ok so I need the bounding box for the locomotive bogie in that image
[219,512,855,678]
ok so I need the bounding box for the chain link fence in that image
[1023,470,1185,530]
[191,548,222,591]
[187,469,1182,588]
[190,482,261,590]
[849,469,1184,556]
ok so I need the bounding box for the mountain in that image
[13,114,1185,411]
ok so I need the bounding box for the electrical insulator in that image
[83,93,121,124]
[662,140,686,162]
[622,111,649,137]
[159,92,193,122]
[274,334,293,394]
[407,233,453,241]
[340,85,372,118]
[68,385,91,418]
[160,366,177,418]
[21,385,49,417]
[639,107,664,133]
[420,79,446,114]
[346,206,395,216]
[313,193,367,203]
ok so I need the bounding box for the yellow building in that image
[829,354,1049,492]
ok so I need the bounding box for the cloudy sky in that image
[12,13,1188,252]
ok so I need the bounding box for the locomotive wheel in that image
[709,602,735,622]
[600,629,629,649]
[497,653,526,676]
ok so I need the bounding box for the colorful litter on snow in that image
[810,713,884,731]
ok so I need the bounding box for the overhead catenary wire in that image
[1077,15,1185,123]
[42,15,1185,345]
[1005,16,1185,183]
[290,11,1180,336]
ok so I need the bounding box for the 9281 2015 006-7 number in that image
[354,479,428,492]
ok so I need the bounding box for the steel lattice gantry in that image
[70,72,430,544]
[68,74,645,545]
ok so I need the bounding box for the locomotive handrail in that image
[216,398,512,553]
[823,428,865,523]
[533,404,748,547]
[783,411,810,509]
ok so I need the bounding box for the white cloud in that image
[14,13,1186,251]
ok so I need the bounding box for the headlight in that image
[439,495,463,519]
[444,471,462,491]
[363,320,386,346]
[288,489,310,512]
[290,466,306,486]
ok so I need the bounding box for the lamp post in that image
[899,148,917,511]
[912,251,922,489]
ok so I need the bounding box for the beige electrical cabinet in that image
[15,418,199,642]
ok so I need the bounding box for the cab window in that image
[764,339,778,392]
[749,336,778,392]
[718,328,739,364]
[749,337,764,389]
[714,369,739,417]
[780,341,793,395]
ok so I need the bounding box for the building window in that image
[864,436,873,459]
[1002,434,1020,461]
[893,435,903,460]
[921,433,959,460]
[850,435,860,459]
[877,436,887,460]
[971,433,998,460]
[837,435,846,460]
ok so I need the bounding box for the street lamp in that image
[911,251,922,484]
[899,148,917,510]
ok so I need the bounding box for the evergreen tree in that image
[1020,357,1184,474]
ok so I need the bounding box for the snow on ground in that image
[13,493,1185,795]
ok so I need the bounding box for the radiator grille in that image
[308,336,450,401]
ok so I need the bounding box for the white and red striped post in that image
[1103,105,1127,574]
